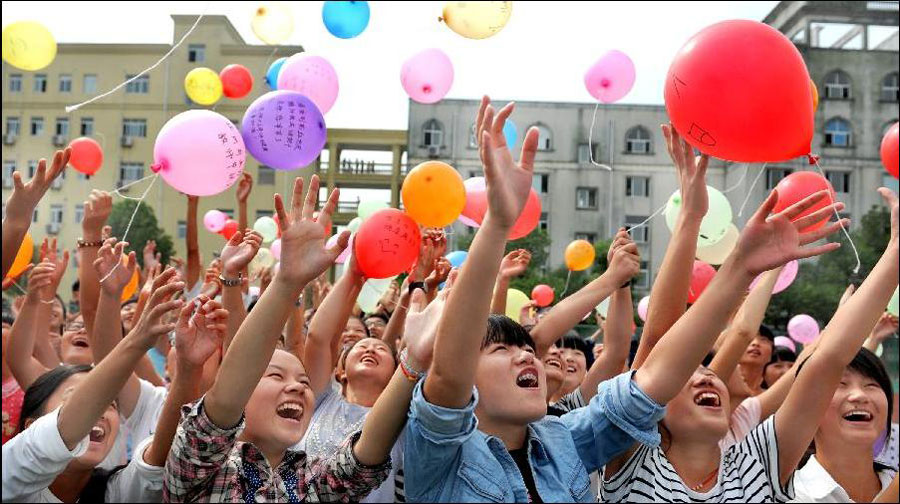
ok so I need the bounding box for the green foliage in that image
[107,200,175,267]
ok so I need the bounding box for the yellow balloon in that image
[401,161,466,227]
[5,232,34,280]
[565,240,595,271]
[2,21,57,71]
[696,224,739,266]
[505,288,530,321]
[252,3,294,45]
[441,1,512,40]
[810,78,819,112]
[121,255,139,302]
[184,68,223,106]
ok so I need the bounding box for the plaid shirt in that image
[164,398,390,503]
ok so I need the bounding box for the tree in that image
[107,200,175,267]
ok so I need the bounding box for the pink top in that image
[2,376,24,444]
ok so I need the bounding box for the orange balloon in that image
[6,232,34,280]
[121,255,139,302]
[401,161,466,227]
[565,240,595,271]
[810,78,819,112]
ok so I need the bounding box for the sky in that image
[2,1,781,129]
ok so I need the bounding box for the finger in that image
[325,230,352,261]
[481,106,495,144]
[274,193,289,232]
[290,177,305,222]
[491,102,515,150]
[319,188,339,230]
[410,288,428,313]
[151,281,185,304]
[475,95,489,146]
[669,126,684,167]
[519,127,539,171]
[151,324,178,337]
[12,172,24,191]
[445,268,460,290]
[661,124,674,158]
[680,136,694,170]
[877,187,898,209]
[177,301,195,327]
[302,175,319,220]
[619,243,639,255]
[149,298,185,319]
[228,230,243,247]
[481,132,496,179]
[796,242,842,260]
[696,154,709,179]
[799,218,850,246]
[792,202,844,230]
[126,251,138,274]
[778,190,831,221]
[35,158,47,183]
[750,190,780,224]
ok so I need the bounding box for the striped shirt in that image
[601,417,795,503]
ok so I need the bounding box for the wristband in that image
[407,281,426,296]
[77,238,104,249]
[399,348,425,382]
[219,273,242,287]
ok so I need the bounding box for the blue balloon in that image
[446,251,468,268]
[266,57,287,90]
[322,1,370,39]
[503,119,517,150]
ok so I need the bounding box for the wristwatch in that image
[407,281,426,295]
[219,273,242,287]
[76,238,104,249]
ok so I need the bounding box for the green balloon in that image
[665,185,733,247]
[347,217,362,233]
[357,276,395,313]
[505,289,530,321]
[358,201,390,222]
[888,286,899,317]
[253,216,279,243]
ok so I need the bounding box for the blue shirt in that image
[404,371,665,503]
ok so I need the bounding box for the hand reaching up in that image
[25,261,56,303]
[878,187,898,248]
[499,249,531,279]
[236,172,253,204]
[662,124,709,219]
[38,238,69,302]
[127,268,184,348]
[425,257,452,292]
[174,295,227,369]
[405,268,459,371]
[82,190,113,240]
[605,242,641,287]
[143,240,161,273]
[93,238,137,297]
[5,148,70,225]
[220,229,262,276]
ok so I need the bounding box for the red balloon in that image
[531,284,554,307]
[881,122,899,180]
[67,137,103,175]
[773,172,836,233]
[688,260,716,304]
[220,64,254,99]
[354,209,421,279]
[220,219,239,240]
[664,20,813,163]
[460,185,541,240]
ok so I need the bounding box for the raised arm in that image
[2,149,69,279]
[32,239,67,369]
[490,249,531,315]
[204,175,348,430]
[218,229,261,353]
[863,312,898,353]
[235,173,253,290]
[185,196,201,292]
[79,190,113,337]
[424,98,538,408]
[424,256,452,305]
[631,125,707,369]
[7,262,54,389]
[381,281,412,354]
[774,188,899,484]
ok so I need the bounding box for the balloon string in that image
[737,162,768,218]
[587,102,611,171]
[261,46,279,81]
[811,158,861,274]
[111,173,157,197]
[625,202,668,235]
[98,174,159,284]
[64,4,209,113]
[560,270,573,298]
[722,163,751,194]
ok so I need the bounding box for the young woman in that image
[763,345,797,389]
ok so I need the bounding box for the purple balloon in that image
[750,260,799,295]
[241,91,327,171]
[773,336,796,352]
[584,50,636,103]
[787,314,820,344]
[401,48,454,104]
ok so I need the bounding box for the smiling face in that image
[340,317,368,350]
[475,342,548,426]
[542,345,564,400]
[816,368,889,451]
[60,316,92,366]
[763,360,794,388]
[739,335,773,367]
[560,347,587,396]
[120,302,138,332]
[344,338,395,389]
[363,317,387,340]
[663,366,730,443]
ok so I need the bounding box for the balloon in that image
[565,240,595,271]
[696,224,738,265]
[241,91,327,171]
[153,110,246,196]
[445,250,468,268]
[531,284,554,307]
[203,210,227,233]
[876,344,884,358]
[688,260,716,304]
[357,276,395,313]
[270,239,282,261]
[347,217,362,233]
[322,1,370,39]
[637,296,650,322]
[460,177,487,227]
[249,248,275,278]
[121,256,139,302]
[6,232,33,280]
[888,287,899,317]
[266,57,287,89]
[67,137,103,175]
[510,189,541,240]
[358,201,390,221]
[354,209,421,279]
[881,122,899,179]
[772,172,836,232]
[401,161,465,227]
[773,336,796,353]
[249,286,261,299]
[584,50,636,103]
[254,216,278,243]
[665,185,732,247]
[787,314,820,344]
[503,119,517,149]
[400,48,454,104]
[810,79,819,112]
[220,64,254,99]
[184,68,223,106]
[329,233,354,264]
[596,297,610,318]
[252,3,294,45]
[2,21,56,71]
[277,54,339,115]
[664,20,813,162]
[505,288,530,321]
[220,219,239,240]
[441,1,512,39]
[749,260,799,295]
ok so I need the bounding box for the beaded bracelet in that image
[399,348,425,382]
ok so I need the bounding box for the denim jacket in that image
[404,371,666,502]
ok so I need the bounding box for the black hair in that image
[757,324,775,342]
[18,365,93,432]
[347,316,371,339]
[71,279,80,292]
[847,347,894,432]
[2,314,14,326]
[482,315,537,351]
[762,346,797,389]
[364,312,390,325]
[561,332,595,370]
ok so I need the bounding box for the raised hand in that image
[662,124,709,219]
[869,313,899,344]
[143,240,161,272]
[499,249,531,279]
[93,238,138,297]
[607,228,632,264]
[734,190,848,276]
[425,257,452,292]
[25,261,56,302]
[174,295,228,368]
[878,187,898,248]
[38,238,69,301]
[127,268,184,347]
[519,299,539,326]
[4,148,70,224]
[605,242,641,286]
[82,190,113,239]
[412,229,448,281]
[236,172,253,203]
[405,268,459,371]
[220,229,262,276]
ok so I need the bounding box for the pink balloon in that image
[584,50,636,103]
[152,110,246,196]
[203,210,227,233]
[330,234,354,264]
[787,314,820,344]
[637,296,650,322]
[277,54,339,114]
[749,260,799,295]
[460,177,487,227]
[401,48,454,104]
[270,239,282,261]
[773,336,796,352]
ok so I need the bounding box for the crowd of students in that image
[1,97,898,502]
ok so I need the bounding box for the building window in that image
[83,74,97,94]
[577,143,594,164]
[766,167,794,190]
[824,118,852,147]
[576,187,598,210]
[9,74,22,93]
[28,160,37,178]
[188,44,206,63]
[826,171,851,193]
[256,210,274,220]
[119,163,144,184]
[32,208,39,223]
[122,119,147,137]
[626,176,650,197]
[539,212,548,231]
[30,117,44,136]
[75,204,84,224]
[58,74,72,93]
[635,261,651,288]
[883,73,899,102]
[824,70,851,99]
[33,74,47,93]
[2,161,14,188]
[423,119,443,147]
[125,75,149,94]
[177,220,187,239]
[80,118,94,136]
[50,204,63,225]
[626,215,650,243]
[532,173,549,194]
[575,232,597,243]
[55,118,69,137]
[6,117,20,136]
[258,165,275,185]
[625,126,652,154]
[534,124,552,151]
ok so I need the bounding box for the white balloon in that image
[696,224,739,265]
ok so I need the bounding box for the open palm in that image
[93,238,137,296]
[220,230,262,275]
[175,296,227,367]
[405,269,458,370]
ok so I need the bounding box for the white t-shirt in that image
[601,416,794,503]
[791,454,896,503]
[0,407,163,502]
[127,378,167,444]
[720,396,762,450]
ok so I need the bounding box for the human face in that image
[60,316,92,366]
[121,302,138,332]
[764,361,794,388]
[364,317,387,340]
[475,342,547,426]
[49,299,64,334]
[739,335,773,367]
[242,350,315,454]
[541,345,564,399]
[340,317,367,349]
[344,338,395,389]
[816,368,888,449]
[560,347,587,396]
[663,367,730,443]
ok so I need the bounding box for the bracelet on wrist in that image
[77,238,104,249]
[219,273,242,287]
[399,348,425,382]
